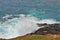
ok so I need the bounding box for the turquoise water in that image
[0,0,60,21]
[0,0,60,39]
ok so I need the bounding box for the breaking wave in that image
[0,14,60,39]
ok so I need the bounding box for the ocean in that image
[0,0,60,39]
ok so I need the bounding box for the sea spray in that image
[0,14,40,39]
[0,14,60,39]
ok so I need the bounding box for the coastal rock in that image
[31,23,60,34]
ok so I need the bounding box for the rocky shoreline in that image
[31,23,60,34]
[0,23,60,40]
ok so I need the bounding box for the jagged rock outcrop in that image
[31,23,60,34]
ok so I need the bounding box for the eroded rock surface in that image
[31,23,60,34]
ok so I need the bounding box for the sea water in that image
[0,0,60,39]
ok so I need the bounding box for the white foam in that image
[0,14,60,39]
[2,14,12,19]
[36,19,60,24]
[0,14,40,39]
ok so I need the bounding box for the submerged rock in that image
[31,23,60,34]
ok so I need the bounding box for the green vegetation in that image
[0,34,60,40]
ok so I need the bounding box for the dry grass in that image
[0,34,60,40]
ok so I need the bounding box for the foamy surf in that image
[0,14,60,39]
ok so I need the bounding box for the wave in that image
[0,14,60,39]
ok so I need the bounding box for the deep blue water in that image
[0,0,60,21]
